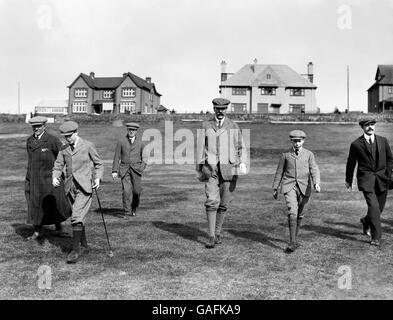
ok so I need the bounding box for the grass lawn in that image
[0,120,393,300]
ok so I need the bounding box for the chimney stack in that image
[251,58,258,73]
[307,62,314,83]
[123,72,128,77]
[90,72,95,79]
[146,77,151,83]
[221,60,227,82]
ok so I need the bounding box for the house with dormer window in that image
[219,59,317,114]
[368,65,393,113]
[67,72,162,114]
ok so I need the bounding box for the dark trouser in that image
[362,186,388,241]
[121,168,142,213]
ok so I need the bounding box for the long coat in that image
[112,135,147,177]
[25,131,71,225]
[196,117,248,181]
[52,137,104,195]
[346,135,393,192]
[272,148,321,197]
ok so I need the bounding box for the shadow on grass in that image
[93,207,125,218]
[12,223,72,253]
[226,229,285,250]
[152,221,207,245]
[301,223,360,242]
[326,219,393,235]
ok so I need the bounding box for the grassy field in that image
[1,120,393,300]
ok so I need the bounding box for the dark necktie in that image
[70,143,75,151]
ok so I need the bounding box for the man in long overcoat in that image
[25,116,71,240]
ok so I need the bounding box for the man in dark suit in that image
[345,117,393,246]
[112,122,147,218]
[196,98,248,248]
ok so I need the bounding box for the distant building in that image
[219,59,317,114]
[157,105,170,114]
[34,100,68,115]
[67,72,162,114]
[367,65,393,113]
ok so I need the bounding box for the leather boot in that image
[295,218,302,248]
[80,226,90,254]
[285,217,297,253]
[67,224,83,263]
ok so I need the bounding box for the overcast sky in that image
[1,0,392,114]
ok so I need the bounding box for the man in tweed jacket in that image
[52,121,104,263]
[272,130,320,253]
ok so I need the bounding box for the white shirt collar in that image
[71,137,79,148]
[35,131,45,140]
[215,116,225,126]
[364,134,375,143]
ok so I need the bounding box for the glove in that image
[239,163,247,174]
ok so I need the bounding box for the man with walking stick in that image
[52,121,104,263]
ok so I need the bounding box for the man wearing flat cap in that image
[112,122,147,217]
[272,129,321,253]
[25,116,71,240]
[345,117,393,246]
[196,98,248,248]
[52,120,104,263]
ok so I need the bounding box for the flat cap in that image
[59,121,78,135]
[125,122,140,129]
[212,98,230,108]
[359,117,377,127]
[289,129,307,140]
[29,116,48,125]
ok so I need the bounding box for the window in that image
[231,103,247,113]
[289,104,305,114]
[122,87,136,97]
[261,87,276,95]
[290,88,305,96]
[266,74,271,80]
[120,101,136,113]
[74,88,88,98]
[149,93,153,101]
[257,103,268,113]
[72,102,87,113]
[388,86,393,94]
[103,90,114,99]
[232,87,247,95]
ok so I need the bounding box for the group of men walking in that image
[24,98,393,264]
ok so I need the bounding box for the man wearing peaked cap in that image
[358,117,377,127]
[125,122,140,129]
[59,120,78,135]
[289,130,307,140]
[112,122,147,218]
[52,120,103,263]
[25,116,71,241]
[272,129,321,253]
[29,116,48,126]
[196,97,248,249]
[212,97,230,107]
[346,116,392,247]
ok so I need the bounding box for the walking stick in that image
[94,187,114,257]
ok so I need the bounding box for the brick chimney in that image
[221,60,227,82]
[145,77,151,83]
[307,62,314,83]
[251,58,258,73]
[123,72,128,77]
[90,72,95,79]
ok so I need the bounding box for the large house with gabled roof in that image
[367,65,393,113]
[219,59,317,114]
[67,72,161,114]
